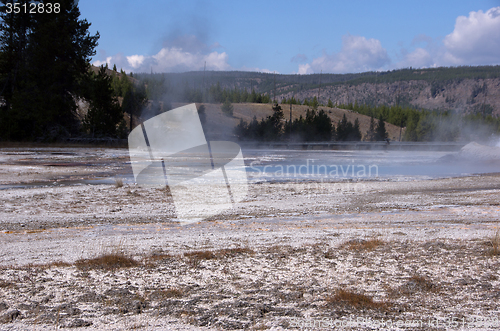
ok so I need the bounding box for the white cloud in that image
[310,8,500,72]
[126,55,146,69]
[299,7,500,73]
[442,6,500,65]
[397,47,436,69]
[93,47,231,73]
[297,34,391,74]
[394,7,500,69]
[93,56,112,68]
[298,63,311,75]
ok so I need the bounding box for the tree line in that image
[234,104,388,142]
[338,101,500,141]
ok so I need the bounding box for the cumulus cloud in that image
[442,6,500,65]
[94,34,231,73]
[401,48,434,68]
[397,7,500,69]
[126,55,146,69]
[297,34,391,74]
[297,63,311,75]
[299,7,500,73]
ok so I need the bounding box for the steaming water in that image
[242,148,500,182]
[1,146,500,189]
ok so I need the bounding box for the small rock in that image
[104,288,132,297]
[129,300,145,314]
[476,282,493,290]
[489,290,500,299]
[67,318,92,328]
[78,292,105,303]
[0,309,20,323]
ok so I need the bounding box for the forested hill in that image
[135,66,500,116]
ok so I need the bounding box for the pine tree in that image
[403,113,419,141]
[336,114,348,141]
[366,116,376,141]
[120,73,133,97]
[312,96,319,109]
[248,89,257,103]
[221,98,233,116]
[0,0,99,139]
[265,103,284,140]
[234,118,248,139]
[122,81,147,132]
[241,89,249,103]
[327,98,334,108]
[351,118,362,141]
[313,109,333,141]
[375,117,388,141]
[83,66,122,137]
[0,1,32,138]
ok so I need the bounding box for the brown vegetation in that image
[114,178,123,188]
[161,288,184,298]
[326,289,388,310]
[484,229,500,256]
[340,238,384,251]
[75,253,138,271]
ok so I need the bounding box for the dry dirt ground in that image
[1,148,500,330]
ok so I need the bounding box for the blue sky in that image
[80,0,500,74]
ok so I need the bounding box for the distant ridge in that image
[133,66,500,116]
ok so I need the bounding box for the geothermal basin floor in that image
[0,147,500,330]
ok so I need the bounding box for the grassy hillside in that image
[171,102,402,142]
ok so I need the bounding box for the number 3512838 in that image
[5,3,60,14]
